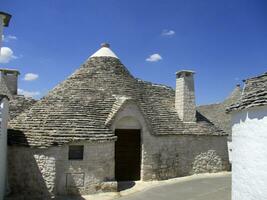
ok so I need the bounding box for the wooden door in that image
[115,129,141,181]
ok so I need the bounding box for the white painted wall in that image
[231,105,267,200]
[0,98,9,200]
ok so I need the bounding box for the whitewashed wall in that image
[0,98,9,200]
[231,105,267,200]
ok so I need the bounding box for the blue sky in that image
[1,0,267,105]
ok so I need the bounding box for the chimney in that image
[0,11,12,51]
[175,70,196,122]
[0,69,20,95]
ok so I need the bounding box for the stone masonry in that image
[8,142,116,198]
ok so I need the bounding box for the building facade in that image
[227,72,267,200]
[8,44,229,198]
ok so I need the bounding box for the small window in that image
[69,145,84,160]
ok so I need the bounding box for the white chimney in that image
[175,70,196,122]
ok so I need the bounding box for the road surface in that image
[118,174,231,200]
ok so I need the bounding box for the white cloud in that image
[146,53,162,62]
[161,29,175,36]
[0,47,17,63]
[18,88,40,98]
[2,35,17,42]
[24,73,39,81]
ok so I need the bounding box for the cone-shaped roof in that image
[227,72,267,112]
[197,84,242,137]
[9,44,225,147]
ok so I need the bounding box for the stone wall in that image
[8,141,115,198]
[142,134,229,180]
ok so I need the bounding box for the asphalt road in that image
[118,175,231,200]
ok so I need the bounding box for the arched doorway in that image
[114,116,141,181]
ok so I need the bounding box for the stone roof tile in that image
[197,85,242,136]
[227,72,267,112]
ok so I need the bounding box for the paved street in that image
[117,174,231,200]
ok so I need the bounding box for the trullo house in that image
[7,43,229,198]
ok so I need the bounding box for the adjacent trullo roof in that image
[8,43,225,147]
[0,72,37,120]
[197,85,242,140]
[227,72,267,112]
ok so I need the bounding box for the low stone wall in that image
[142,134,229,181]
[8,141,115,199]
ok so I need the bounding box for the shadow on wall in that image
[246,108,266,121]
[234,107,267,123]
[7,129,85,200]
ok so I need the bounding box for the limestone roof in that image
[197,85,242,139]
[9,95,37,120]
[227,72,267,112]
[0,73,36,119]
[8,45,226,147]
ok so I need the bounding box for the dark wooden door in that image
[115,129,141,181]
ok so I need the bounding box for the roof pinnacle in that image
[101,43,110,48]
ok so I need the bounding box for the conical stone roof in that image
[227,72,267,112]
[9,44,225,147]
[197,85,242,137]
